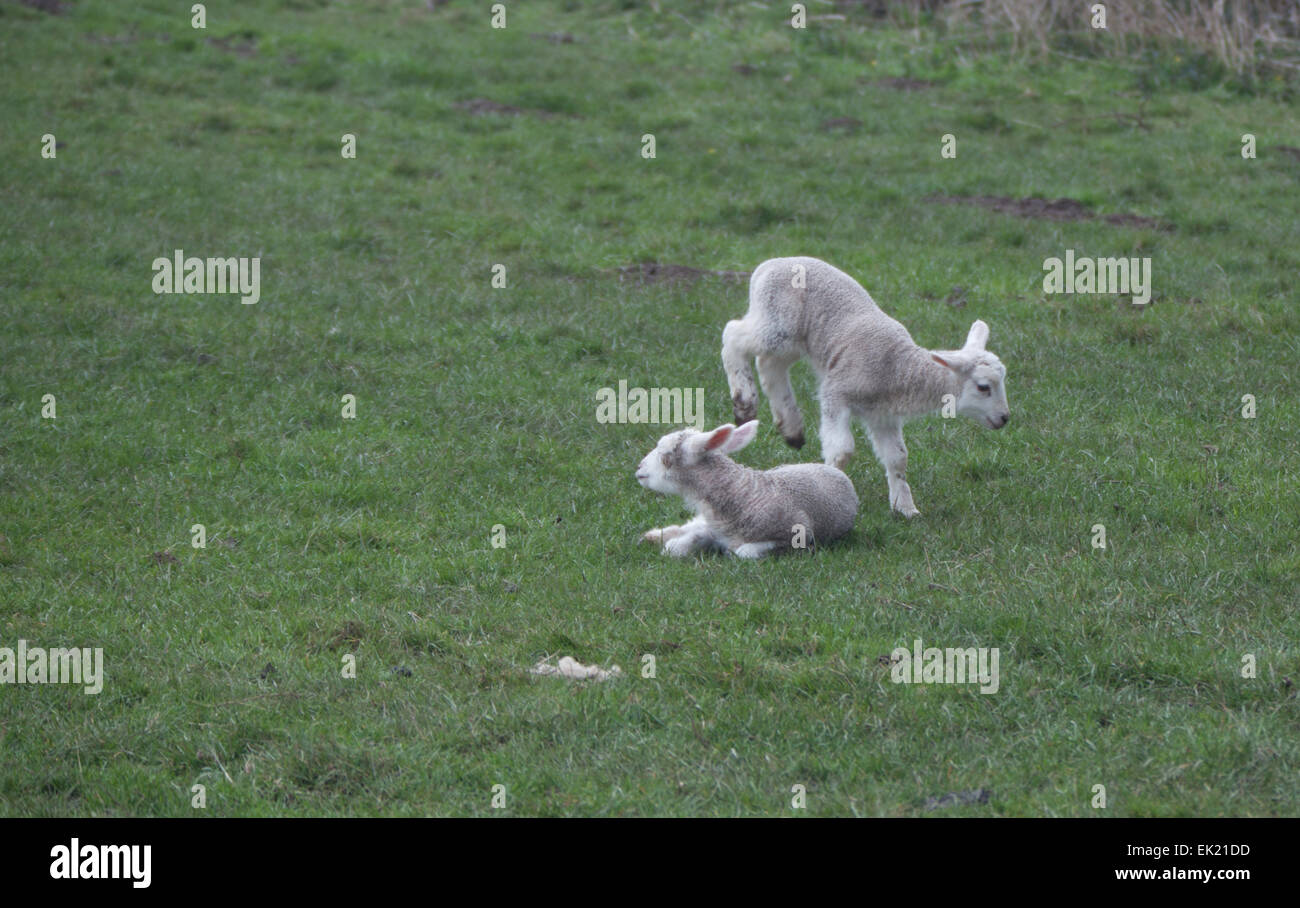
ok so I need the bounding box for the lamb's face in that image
[635,429,697,495]
[636,422,756,495]
[955,353,1010,430]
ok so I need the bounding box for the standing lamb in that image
[636,420,857,559]
[721,257,1010,518]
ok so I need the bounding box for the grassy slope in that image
[0,0,1297,816]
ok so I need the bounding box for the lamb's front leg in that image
[642,524,688,545]
[868,418,919,518]
[646,515,722,557]
[722,319,760,425]
[820,398,855,471]
[757,354,805,448]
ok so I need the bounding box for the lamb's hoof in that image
[732,397,757,425]
[641,529,663,544]
[784,431,805,450]
[893,506,920,519]
[663,537,695,558]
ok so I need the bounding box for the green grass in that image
[1,0,1298,817]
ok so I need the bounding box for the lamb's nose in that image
[999,414,1010,428]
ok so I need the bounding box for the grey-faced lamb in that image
[636,420,857,559]
[721,256,1010,518]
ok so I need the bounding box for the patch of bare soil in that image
[86,33,137,45]
[455,98,523,116]
[326,621,365,651]
[207,36,258,57]
[835,0,890,13]
[453,98,577,119]
[920,287,970,308]
[821,117,863,132]
[927,194,1172,230]
[611,263,751,285]
[868,76,936,91]
[925,789,992,811]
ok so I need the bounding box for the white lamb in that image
[722,257,1010,518]
[636,420,857,559]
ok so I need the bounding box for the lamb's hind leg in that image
[722,319,760,425]
[757,354,804,448]
[732,541,781,560]
[866,417,919,518]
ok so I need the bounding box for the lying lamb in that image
[636,420,857,559]
[722,257,1010,518]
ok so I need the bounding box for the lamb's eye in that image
[661,453,672,467]
[976,383,991,394]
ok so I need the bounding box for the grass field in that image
[1,0,1298,817]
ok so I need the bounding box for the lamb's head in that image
[931,320,1010,430]
[635,421,759,496]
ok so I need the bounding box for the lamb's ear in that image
[721,420,759,454]
[701,423,736,453]
[965,319,990,351]
[932,352,968,373]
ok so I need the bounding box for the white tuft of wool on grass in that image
[530,656,622,682]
